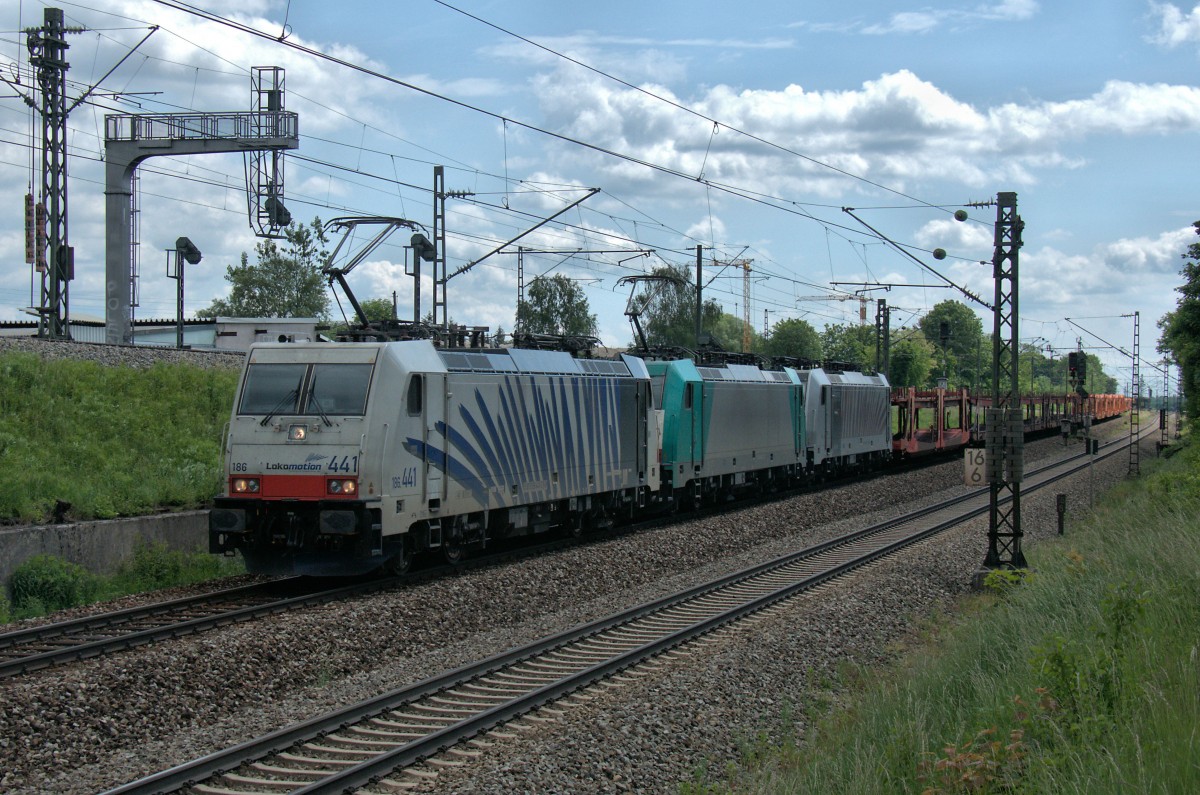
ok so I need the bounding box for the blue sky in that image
[2,0,1199,392]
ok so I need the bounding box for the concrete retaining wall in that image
[0,512,209,588]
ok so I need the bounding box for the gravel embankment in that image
[0,336,244,369]
[0,421,1139,795]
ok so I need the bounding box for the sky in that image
[2,0,1199,394]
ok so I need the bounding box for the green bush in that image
[111,541,237,592]
[9,554,99,612]
[2,546,245,624]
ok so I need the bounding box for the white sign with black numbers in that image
[964,448,986,487]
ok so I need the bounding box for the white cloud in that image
[1148,2,1200,47]
[860,0,1039,35]
[529,68,1200,203]
[1019,227,1193,313]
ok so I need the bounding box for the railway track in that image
[0,427,1130,682]
[0,577,395,679]
[104,433,1138,795]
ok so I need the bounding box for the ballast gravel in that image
[0,424,1139,794]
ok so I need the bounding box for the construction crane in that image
[796,293,871,325]
[737,260,752,352]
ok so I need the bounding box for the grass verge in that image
[687,438,1200,794]
[2,542,245,624]
[0,352,238,523]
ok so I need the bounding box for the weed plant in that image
[693,438,1200,795]
[3,542,244,622]
[0,352,238,523]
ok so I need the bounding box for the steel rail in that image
[1,428,1129,682]
[103,429,1146,795]
[0,577,397,679]
[0,579,295,651]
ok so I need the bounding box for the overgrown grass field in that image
[0,351,239,523]
[692,438,1200,794]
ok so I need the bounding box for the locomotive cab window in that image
[238,362,373,417]
[407,374,424,416]
[650,375,665,410]
[238,363,307,415]
[305,364,372,416]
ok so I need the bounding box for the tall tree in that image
[356,296,396,322]
[820,323,876,370]
[918,300,985,388]
[1159,225,1200,423]
[628,264,723,349]
[888,333,935,387]
[198,219,331,320]
[764,317,822,360]
[708,311,762,352]
[515,274,599,337]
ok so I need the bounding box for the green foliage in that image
[981,567,1030,594]
[764,317,822,360]
[690,437,1200,795]
[889,332,935,388]
[9,554,99,612]
[708,311,762,353]
[197,218,331,320]
[629,264,724,349]
[356,296,396,321]
[3,546,244,622]
[1027,581,1147,748]
[110,541,240,593]
[918,301,985,388]
[917,726,1028,794]
[515,274,599,337]
[1158,225,1200,427]
[820,323,876,370]
[0,351,239,523]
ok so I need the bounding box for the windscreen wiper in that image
[306,378,334,427]
[259,386,300,427]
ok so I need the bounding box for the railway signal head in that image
[1068,351,1086,384]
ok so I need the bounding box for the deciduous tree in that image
[198,219,330,320]
[918,300,984,388]
[888,333,934,387]
[764,317,822,360]
[627,264,723,349]
[820,323,876,371]
[1158,223,1200,422]
[515,274,599,337]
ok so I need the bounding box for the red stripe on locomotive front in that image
[229,475,359,499]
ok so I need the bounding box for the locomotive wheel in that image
[386,537,413,575]
[442,540,465,565]
[443,517,466,565]
[564,515,584,539]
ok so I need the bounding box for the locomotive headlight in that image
[288,424,307,441]
[327,479,357,496]
[233,477,260,494]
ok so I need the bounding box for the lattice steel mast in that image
[1129,311,1140,476]
[27,8,81,339]
[983,192,1027,569]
